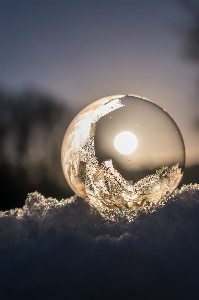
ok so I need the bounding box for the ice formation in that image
[77,137,182,221]
[62,95,185,221]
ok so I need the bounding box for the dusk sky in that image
[2,3,199,299]
[1,0,199,165]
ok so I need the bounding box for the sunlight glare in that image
[114,131,137,155]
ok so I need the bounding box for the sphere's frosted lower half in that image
[61,95,185,221]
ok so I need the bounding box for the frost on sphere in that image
[61,95,185,221]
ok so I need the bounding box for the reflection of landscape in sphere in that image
[61,95,185,221]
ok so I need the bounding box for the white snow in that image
[1,184,199,299]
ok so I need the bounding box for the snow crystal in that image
[1,184,199,300]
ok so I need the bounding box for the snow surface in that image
[1,184,199,300]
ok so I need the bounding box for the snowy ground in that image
[1,184,199,300]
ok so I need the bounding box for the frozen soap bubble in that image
[61,95,185,221]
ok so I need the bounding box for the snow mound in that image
[0,184,199,248]
[1,184,199,300]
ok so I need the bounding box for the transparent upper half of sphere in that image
[61,95,185,221]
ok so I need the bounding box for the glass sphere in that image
[61,95,185,221]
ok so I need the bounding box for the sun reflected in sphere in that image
[61,94,185,221]
[114,131,137,155]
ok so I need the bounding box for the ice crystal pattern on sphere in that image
[61,95,185,221]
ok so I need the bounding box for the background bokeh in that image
[1,2,199,300]
[1,0,199,210]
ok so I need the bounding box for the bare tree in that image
[0,90,74,210]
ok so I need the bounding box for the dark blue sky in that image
[1,0,198,165]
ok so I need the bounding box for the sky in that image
[0,0,199,165]
[1,2,199,298]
